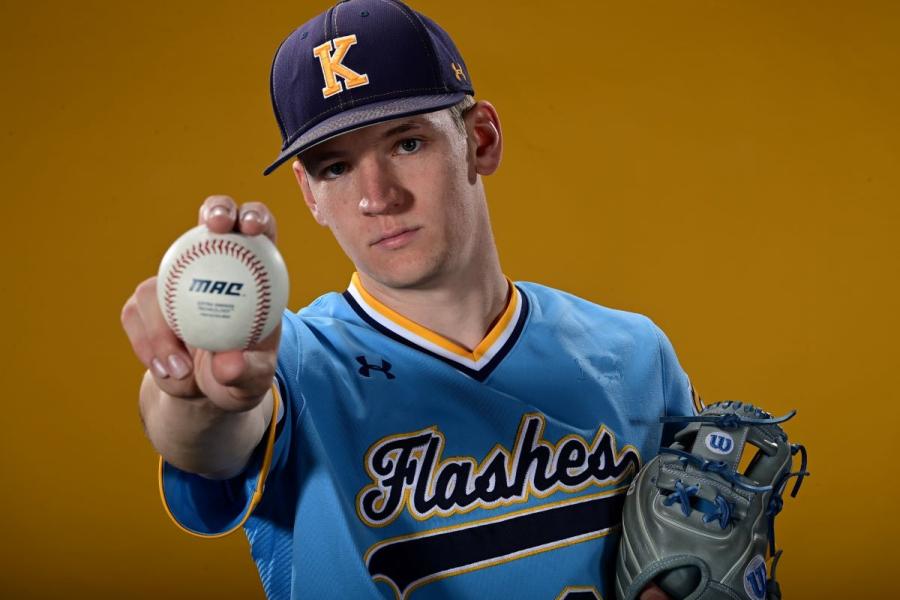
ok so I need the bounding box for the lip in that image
[371,227,421,249]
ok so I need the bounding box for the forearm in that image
[139,370,273,479]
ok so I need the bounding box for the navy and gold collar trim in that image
[342,273,529,381]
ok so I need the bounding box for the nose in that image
[357,157,408,216]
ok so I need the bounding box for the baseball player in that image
[121,1,700,598]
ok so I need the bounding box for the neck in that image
[356,261,509,352]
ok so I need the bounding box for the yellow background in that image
[2,0,895,597]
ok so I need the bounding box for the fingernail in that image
[241,210,262,225]
[209,205,231,219]
[168,354,191,379]
[151,358,169,379]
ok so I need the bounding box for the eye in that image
[396,138,422,154]
[321,162,347,179]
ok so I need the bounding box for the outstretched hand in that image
[121,195,281,412]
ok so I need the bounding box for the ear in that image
[464,100,503,176]
[292,159,328,226]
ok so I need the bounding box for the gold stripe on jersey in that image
[555,587,602,600]
[349,272,521,364]
[158,382,281,538]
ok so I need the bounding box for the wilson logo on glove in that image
[743,555,768,600]
[704,431,734,455]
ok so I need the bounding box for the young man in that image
[121,1,697,598]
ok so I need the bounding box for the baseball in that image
[156,225,289,352]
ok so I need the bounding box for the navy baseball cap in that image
[263,0,475,175]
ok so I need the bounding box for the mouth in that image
[371,227,421,249]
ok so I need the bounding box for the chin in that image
[366,253,447,290]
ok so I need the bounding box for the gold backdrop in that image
[2,0,895,597]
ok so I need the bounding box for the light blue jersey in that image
[161,275,699,599]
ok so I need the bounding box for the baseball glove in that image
[615,401,808,600]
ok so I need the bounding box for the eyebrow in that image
[302,120,429,173]
[379,121,425,139]
[301,150,346,174]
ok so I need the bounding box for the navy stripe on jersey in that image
[366,489,627,597]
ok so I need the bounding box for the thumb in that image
[208,325,281,405]
[210,349,248,384]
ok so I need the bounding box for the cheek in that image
[317,198,335,226]
[438,163,478,232]
[311,192,362,255]
[324,205,356,246]
[314,186,353,231]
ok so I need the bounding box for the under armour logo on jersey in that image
[313,34,370,98]
[356,356,395,379]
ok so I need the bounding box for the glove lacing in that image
[662,480,735,529]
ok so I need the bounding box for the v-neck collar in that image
[342,273,529,381]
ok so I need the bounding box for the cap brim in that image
[263,92,467,176]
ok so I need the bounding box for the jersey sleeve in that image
[651,321,702,445]
[157,313,302,538]
[157,383,282,537]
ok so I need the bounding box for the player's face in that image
[295,106,498,290]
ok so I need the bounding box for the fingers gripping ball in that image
[615,401,809,600]
[157,225,289,351]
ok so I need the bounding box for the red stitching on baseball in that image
[164,235,276,349]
